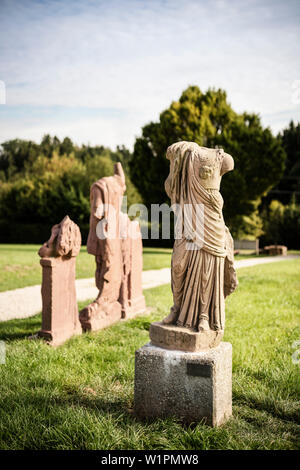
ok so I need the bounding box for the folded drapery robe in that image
[165,141,238,331]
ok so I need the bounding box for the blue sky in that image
[0,0,300,149]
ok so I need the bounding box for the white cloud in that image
[0,107,144,148]
[0,0,299,148]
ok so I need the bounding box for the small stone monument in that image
[264,244,287,256]
[134,142,238,426]
[37,215,82,346]
[79,163,145,331]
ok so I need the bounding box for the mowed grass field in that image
[0,259,299,450]
[0,245,173,292]
[1,243,299,293]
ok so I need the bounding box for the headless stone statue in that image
[79,163,126,331]
[134,142,237,425]
[79,163,146,331]
[150,141,238,351]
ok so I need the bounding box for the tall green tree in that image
[130,86,286,235]
[59,136,74,156]
[266,121,300,204]
[0,139,40,179]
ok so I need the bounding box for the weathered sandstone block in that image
[38,215,82,346]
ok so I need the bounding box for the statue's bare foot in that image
[198,318,210,332]
[162,309,178,325]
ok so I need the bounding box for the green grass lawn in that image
[0,260,299,450]
[0,245,173,292]
[1,243,299,293]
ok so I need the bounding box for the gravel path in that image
[0,255,298,322]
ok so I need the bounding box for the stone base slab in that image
[79,300,122,332]
[134,342,232,426]
[149,321,224,352]
[121,295,146,320]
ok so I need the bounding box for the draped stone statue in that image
[150,141,238,351]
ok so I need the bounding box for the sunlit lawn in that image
[0,260,299,450]
[0,245,172,292]
[1,243,299,293]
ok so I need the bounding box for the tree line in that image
[0,86,299,247]
[0,136,141,243]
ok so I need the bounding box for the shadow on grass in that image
[0,314,41,341]
[4,380,134,421]
[0,308,154,341]
[233,390,300,425]
[4,382,210,431]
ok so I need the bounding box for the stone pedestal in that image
[150,321,223,352]
[38,256,82,346]
[121,296,146,320]
[134,342,232,426]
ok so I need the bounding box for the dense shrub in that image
[0,137,141,243]
[260,199,300,249]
